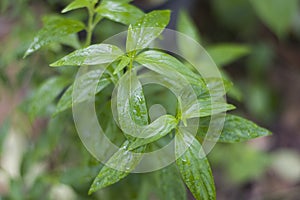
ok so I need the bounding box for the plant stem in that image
[128,50,136,71]
[85,9,94,47]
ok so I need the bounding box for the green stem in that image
[128,50,136,71]
[85,9,94,47]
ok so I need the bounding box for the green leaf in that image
[54,70,111,116]
[196,77,232,99]
[177,10,201,43]
[135,50,205,86]
[50,44,124,66]
[58,33,81,50]
[113,56,131,74]
[176,128,216,200]
[28,77,70,120]
[126,10,171,52]
[117,70,177,149]
[62,0,95,13]
[103,0,133,2]
[177,10,202,62]
[156,164,187,200]
[96,1,144,25]
[182,98,236,119]
[206,44,251,67]
[128,77,149,126]
[128,115,177,150]
[24,16,85,57]
[89,69,150,194]
[117,70,149,136]
[139,71,231,105]
[198,114,272,143]
[250,0,298,37]
[88,141,145,194]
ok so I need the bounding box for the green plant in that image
[24,0,271,199]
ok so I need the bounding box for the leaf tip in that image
[61,7,68,13]
[88,188,94,195]
[23,50,32,58]
[49,61,59,67]
[264,130,272,136]
[88,180,101,195]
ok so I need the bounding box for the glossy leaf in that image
[195,77,232,99]
[24,16,85,57]
[62,0,95,13]
[183,98,235,119]
[176,128,216,200]
[96,1,144,25]
[128,74,149,127]
[136,50,205,86]
[117,70,149,136]
[128,115,177,150]
[113,56,131,74]
[117,71,177,148]
[28,77,70,120]
[156,164,187,200]
[250,0,298,37]
[90,71,149,194]
[206,44,251,67]
[54,70,111,116]
[198,114,272,143]
[89,141,145,194]
[126,10,171,52]
[139,71,231,106]
[50,44,124,66]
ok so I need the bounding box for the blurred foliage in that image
[0,0,299,199]
[209,143,270,184]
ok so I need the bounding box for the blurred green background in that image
[0,0,300,199]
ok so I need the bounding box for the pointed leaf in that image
[62,0,95,13]
[176,128,216,200]
[89,69,150,194]
[195,77,232,99]
[24,16,85,57]
[198,114,272,143]
[128,76,149,126]
[128,115,177,150]
[206,44,251,67]
[50,44,124,66]
[126,10,171,52]
[117,70,149,136]
[183,98,235,119]
[89,141,145,194]
[28,77,70,120]
[96,1,144,25]
[156,164,187,200]
[135,50,205,86]
[117,71,178,146]
[54,70,111,116]
[113,56,130,74]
